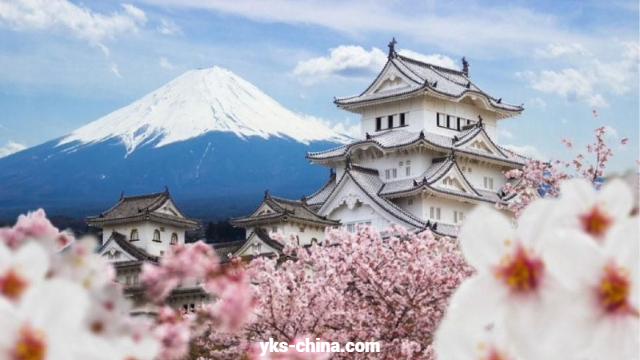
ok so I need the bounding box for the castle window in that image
[170,233,178,245]
[299,227,305,233]
[130,229,139,241]
[271,226,277,233]
[454,211,465,224]
[408,198,414,205]
[385,169,390,180]
[153,229,161,242]
[406,160,411,176]
[430,207,441,220]
[387,115,393,129]
[484,177,494,190]
[125,276,131,285]
[400,113,406,126]
[375,117,382,131]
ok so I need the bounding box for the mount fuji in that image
[0,67,350,220]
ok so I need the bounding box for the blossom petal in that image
[19,279,89,333]
[598,179,634,220]
[543,230,604,291]
[586,314,639,360]
[603,218,639,308]
[506,278,593,360]
[14,241,49,285]
[0,298,20,355]
[517,199,556,248]
[459,206,515,270]
[559,179,597,211]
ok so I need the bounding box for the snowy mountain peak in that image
[58,66,350,154]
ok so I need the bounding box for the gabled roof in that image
[212,240,248,262]
[334,49,523,117]
[100,231,159,262]
[86,188,199,228]
[305,171,338,210]
[378,156,508,205]
[308,125,526,166]
[230,192,340,228]
[231,228,286,258]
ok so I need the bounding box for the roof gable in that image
[430,162,480,196]
[366,63,418,95]
[99,231,159,262]
[319,167,425,229]
[234,228,284,257]
[454,127,507,159]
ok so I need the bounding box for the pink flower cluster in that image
[203,224,471,359]
[0,210,256,360]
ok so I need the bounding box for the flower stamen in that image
[580,205,612,238]
[0,268,28,300]
[12,325,46,360]
[494,244,543,293]
[598,264,638,316]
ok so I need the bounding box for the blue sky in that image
[0,0,638,173]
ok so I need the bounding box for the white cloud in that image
[502,144,547,160]
[157,19,182,35]
[109,63,121,78]
[293,46,386,84]
[603,125,618,138]
[159,56,174,69]
[293,45,457,84]
[534,43,590,58]
[0,141,27,158]
[498,128,514,139]
[528,97,547,110]
[0,1,147,53]
[331,122,360,139]
[517,68,609,107]
[518,42,638,108]
[137,0,614,58]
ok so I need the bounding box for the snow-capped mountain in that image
[0,67,348,220]
[59,66,349,155]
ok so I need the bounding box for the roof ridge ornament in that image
[120,191,125,200]
[387,37,397,59]
[366,132,371,140]
[264,189,270,199]
[477,115,484,127]
[345,154,352,170]
[419,130,425,139]
[462,56,469,76]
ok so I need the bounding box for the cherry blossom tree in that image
[202,225,472,359]
[501,125,631,216]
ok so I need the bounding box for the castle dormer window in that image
[376,117,382,131]
[170,233,178,245]
[153,229,161,242]
[130,229,139,241]
[400,113,406,127]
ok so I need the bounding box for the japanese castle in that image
[230,39,526,252]
[86,188,205,313]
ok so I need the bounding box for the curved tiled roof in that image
[230,193,340,227]
[86,189,199,228]
[306,172,338,208]
[335,53,523,114]
[308,126,526,166]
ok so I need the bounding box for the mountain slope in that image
[0,67,347,220]
[58,66,349,155]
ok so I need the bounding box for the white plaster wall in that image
[420,195,475,225]
[354,151,437,182]
[329,202,389,232]
[104,221,185,257]
[455,162,508,191]
[357,96,499,140]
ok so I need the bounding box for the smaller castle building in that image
[86,188,205,314]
